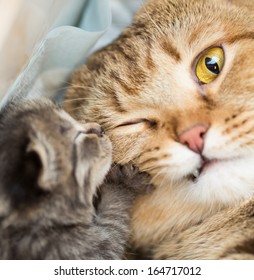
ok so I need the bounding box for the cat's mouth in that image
[189,158,220,181]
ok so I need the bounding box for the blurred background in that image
[0,0,86,99]
[0,0,142,100]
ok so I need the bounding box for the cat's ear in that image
[26,136,56,192]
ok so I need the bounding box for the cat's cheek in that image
[108,130,151,163]
[155,143,201,180]
[203,126,235,159]
[203,125,254,160]
[187,157,254,205]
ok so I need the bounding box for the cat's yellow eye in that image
[195,47,224,84]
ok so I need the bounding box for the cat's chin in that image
[184,156,254,205]
[188,158,231,181]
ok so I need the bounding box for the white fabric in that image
[90,0,142,53]
[0,0,142,108]
[0,0,87,99]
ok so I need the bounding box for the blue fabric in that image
[0,0,142,108]
[0,0,111,107]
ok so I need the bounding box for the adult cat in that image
[65,0,254,258]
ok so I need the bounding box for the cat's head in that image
[66,0,254,206]
[0,99,112,223]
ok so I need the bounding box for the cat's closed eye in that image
[116,119,157,128]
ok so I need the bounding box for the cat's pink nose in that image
[179,124,208,154]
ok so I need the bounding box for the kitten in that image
[65,0,254,259]
[0,98,150,259]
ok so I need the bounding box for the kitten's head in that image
[0,99,112,223]
[67,0,254,206]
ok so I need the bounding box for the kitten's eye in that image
[195,47,224,84]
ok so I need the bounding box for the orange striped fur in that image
[65,0,254,259]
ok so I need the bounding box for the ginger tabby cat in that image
[65,0,254,259]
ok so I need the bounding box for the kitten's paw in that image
[106,164,153,194]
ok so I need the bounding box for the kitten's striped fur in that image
[0,99,149,259]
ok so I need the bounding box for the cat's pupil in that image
[205,57,220,74]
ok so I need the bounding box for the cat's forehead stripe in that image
[160,38,181,62]
[225,32,254,45]
[107,87,127,113]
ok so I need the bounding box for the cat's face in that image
[67,0,254,207]
[105,1,254,204]
[0,99,112,221]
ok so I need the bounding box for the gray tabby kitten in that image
[0,99,150,259]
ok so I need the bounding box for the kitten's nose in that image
[83,123,104,137]
[179,124,208,154]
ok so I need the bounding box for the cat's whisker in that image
[64,83,108,98]
[150,168,168,182]
[63,97,94,103]
[154,170,169,190]
[64,106,84,113]
[139,158,174,170]
[140,165,169,174]
[64,94,104,102]
[139,157,160,166]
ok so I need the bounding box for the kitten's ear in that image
[26,137,55,192]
